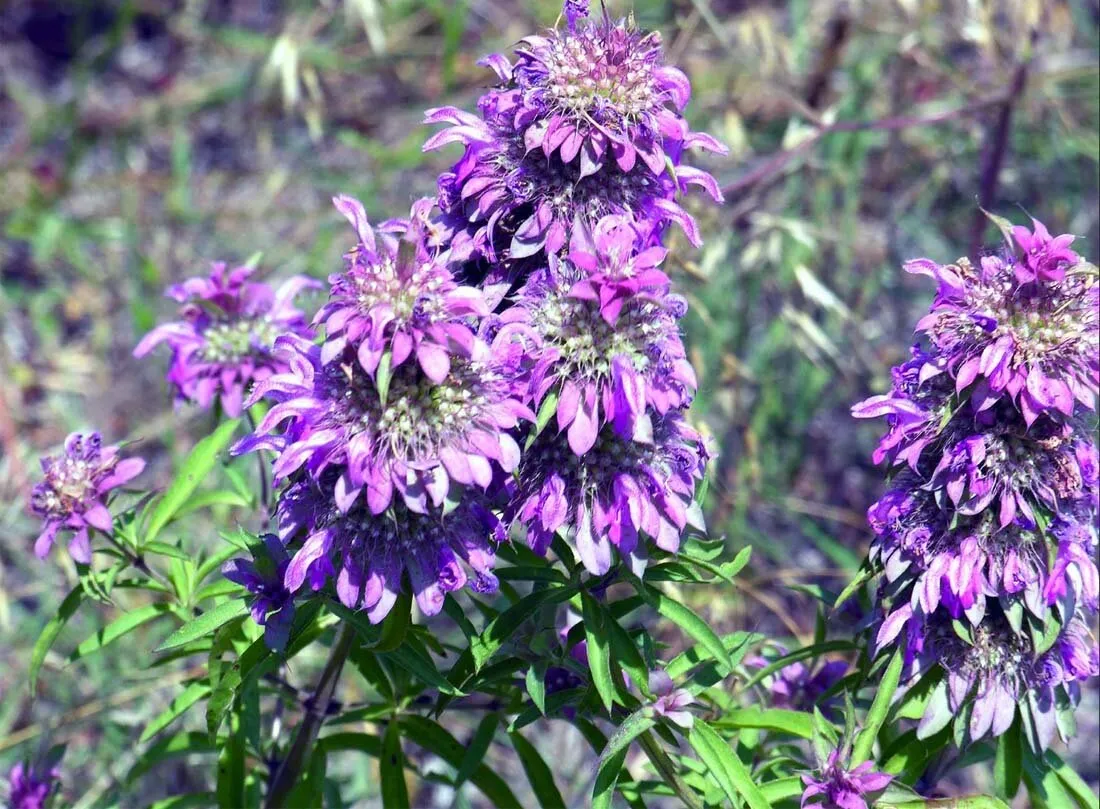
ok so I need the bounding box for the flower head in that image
[512,411,708,575]
[6,761,60,809]
[234,334,531,515]
[316,196,488,382]
[422,5,725,263]
[902,241,1097,424]
[30,432,145,564]
[134,262,320,416]
[275,470,503,620]
[502,259,694,453]
[801,749,891,809]
[890,610,1099,748]
[223,534,296,651]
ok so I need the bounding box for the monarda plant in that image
[853,214,1099,801]
[11,4,1099,809]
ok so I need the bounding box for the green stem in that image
[638,730,705,809]
[264,623,355,808]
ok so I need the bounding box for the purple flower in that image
[421,6,725,262]
[856,216,1099,749]
[566,214,670,325]
[747,649,847,713]
[275,470,503,620]
[801,750,891,809]
[902,237,1097,424]
[134,262,320,416]
[6,761,60,809]
[891,610,1098,748]
[223,534,296,651]
[501,260,695,453]
[235,333,531,516]
[316,196,488,382]
[1011,218,1080,283]
[30,432,145,564]
[648,669,695,728]
[512,411,709,575]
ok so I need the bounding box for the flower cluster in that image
[422,4,725,265]
[134,262,319,416]
[747,648,847,714]
[854,218,1099,749]
[30,432,145,564]
[122,0,724,637]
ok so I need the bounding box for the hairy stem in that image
[264,623,355,808]
[638,730,705,809]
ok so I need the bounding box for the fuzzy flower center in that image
[340,256,447,324]
[200,317,281,363]
[324,361,498,461]
[935,258,1097,366]
[35,458,97,514]
[540,29,659,125]
[539,292,671,381]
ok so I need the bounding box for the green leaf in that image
[643,584,732,671]
[603,609,648,698]
[375,590,411,651]
[526,662,547,715]
[687,720,771,809]
[581,592,615,712]
[832,565,874,614]
[142,540,196,561]
[156,599,248,652]
[759,776,803,803]
[207,635,275,736]
[69,603,173,664]
[148,794,217,809]
[381,721,411,809]
[29,586,83,692]
[216,712,246,808]
[526,389,559,448]
[140,682,212,743]
[454,715,499,789]
[375,350,393,407]
[851,648,903,766]
[470,584,577,671]
[598,708,655,769]
[592,746,628,809]
[994,718,1023,801]
[510,731,567,809]
[666,630,761,679]
[714,707,816,739]
[145,418,241,544]
[127,732,215,785]
[399,716,521,808]
[1044,750,1100,809]
[380,641,464,696]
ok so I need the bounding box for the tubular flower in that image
[512,411,708,575]
[801,749,891,809]
[502,258,694,454]
[647,670,696,729]
[422,3,725,262]
[316,196,488,382]
[134,261,320,416]
[30,432,145,564]
[275,470,503,620]
[234,334,532,515]
[854,215,1099,749]
[223,534,296,651]
[5,761,60,809]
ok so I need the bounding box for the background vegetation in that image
[1,0,1097,805]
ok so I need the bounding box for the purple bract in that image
[801,749,891,809]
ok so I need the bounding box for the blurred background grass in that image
[0,0,1098,805]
